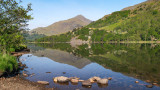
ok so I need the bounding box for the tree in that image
[0,0,32,55]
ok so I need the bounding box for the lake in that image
[19,43,160,90]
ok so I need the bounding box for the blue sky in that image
[21,0,147,30]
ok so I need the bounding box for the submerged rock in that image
[97,79,108,85]
[37,81,49,85]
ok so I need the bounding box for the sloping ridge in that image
[30,15,92,36]
[30,49,91,69]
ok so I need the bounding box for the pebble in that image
[135,81,139,83]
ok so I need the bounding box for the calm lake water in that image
[20,43,160,90]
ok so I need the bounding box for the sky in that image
[21,0,147,30]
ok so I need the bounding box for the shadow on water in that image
[20,43,160,89]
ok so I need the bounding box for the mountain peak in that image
[30,15,92,36]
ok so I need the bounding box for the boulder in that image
[71,79,79,83]
[37,81,49,85]
[53,77,58,82]
[92,76,101,81]
[82,80,92,86]
[97,79,108,85]
[88,78,95,83]
[54,76,69,83]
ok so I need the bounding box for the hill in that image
[36,0,160,42]
[30,15,92,36]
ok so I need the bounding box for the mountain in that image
[37,0,160,42]
[30,15,92,36]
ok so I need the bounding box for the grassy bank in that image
[0,54,18,73]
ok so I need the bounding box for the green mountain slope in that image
[37,0,160,42]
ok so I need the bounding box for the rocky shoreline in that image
[0,49,56,90]
[0,75,55,90]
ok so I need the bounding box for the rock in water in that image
[71,79,79,83]
[135,81,139,83]
[53,77,58,82]
[23,73,28,77]
[82,80,92,86]
[88,78,95,83]
[146,85,153,88]
[108,77,112,80]
[97,79,108,85]
[57,76,69,83]
[79,80,84,82]
[69,77,80,80]
[92,76,101,81]
[37,81,49,85]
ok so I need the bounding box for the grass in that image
[0,54,18,73]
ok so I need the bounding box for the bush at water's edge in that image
[0,54,18,75]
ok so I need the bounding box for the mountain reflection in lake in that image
[20,43,160,90]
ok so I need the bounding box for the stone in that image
[53,77,58,82]
[97,79,108,85]
[88,78,95,83]
[23,73,28,77]
[54,76,69,83]
[135,81,139,83]
[92,76,101,81]
[37,81,49,85]
[71,79,79,83]
[79,80,84,82]
[69,77,80,80]
[152,83,158,85]
[146,85,153,88]
[46,72,51,73]
[108,77,112,80]
[63,72,66,74]
[82,80,92,86]
[146,80,151,83]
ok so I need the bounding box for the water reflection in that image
[21,43,160,89]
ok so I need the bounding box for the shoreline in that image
[0,49,56,90]
[0,75,55,90]
[29,41,160,44]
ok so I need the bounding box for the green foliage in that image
[22,31,46,42]
[0,54,18,72]
[0,0,32,54]
[87,10,131,28]
[37,32,72,42]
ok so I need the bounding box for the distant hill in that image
[37,0,160,42]
[30,15,92,36]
